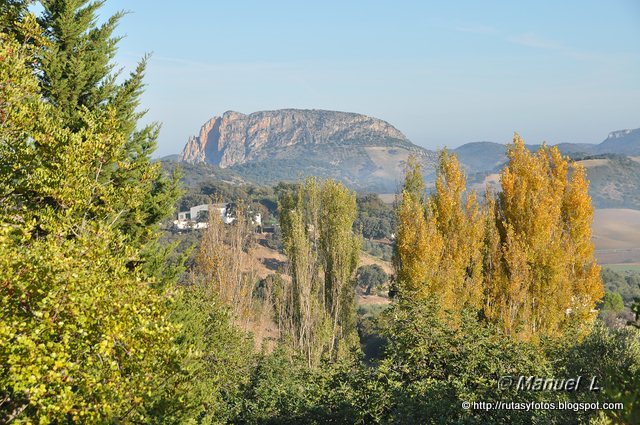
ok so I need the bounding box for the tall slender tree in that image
[278,178,360,364]
[393,157,443,300]
[279,179,328,365]
[394,137,603,340]
[428,150,484,312]
[487,134,603,339]
[319,179,361,356]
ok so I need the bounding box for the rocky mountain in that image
[597,128,640,156]
[179,109,436,192]
[176,110,639,206]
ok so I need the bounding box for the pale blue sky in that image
[95,1,640,157]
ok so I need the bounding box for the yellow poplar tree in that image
[561,164,603,333]
[428,151,484,312]
[489,134,603,340]
[393,156,443,300]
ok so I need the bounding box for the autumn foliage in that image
[394,135,604,340]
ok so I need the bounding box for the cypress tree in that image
[0,16,178,421]
[36,0,180,280]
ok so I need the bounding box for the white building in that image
[173,202,262,231]
[177,203,229,222]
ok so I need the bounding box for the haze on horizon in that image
[98,0,640,157]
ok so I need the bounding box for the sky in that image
[94,0,640,157]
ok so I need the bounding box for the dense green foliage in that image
[354,194,395,240]
[601,292,625,313]
[277,178,361,365]
[0,13,179,421]
[218,300,640,424]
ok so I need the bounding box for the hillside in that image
[469,155,640,209]
[593,209,640,264]
[179,109,436,192]
[173,114,640,208]
[597,129,640,155]
[453,141,507,174]
[580,156,640,209]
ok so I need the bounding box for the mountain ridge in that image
[179,108,436,192]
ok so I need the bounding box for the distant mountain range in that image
[167,108,640,207]
[454,128,640,174]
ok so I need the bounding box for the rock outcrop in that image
[178,109,436,192]
[179,109,412,167]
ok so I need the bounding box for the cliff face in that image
[179,109,411,167]
[597,128,640,155]
[178,108,436,192]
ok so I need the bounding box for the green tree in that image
[319,179,361,357]
[278,178,360,364]
[278,179,329,366]
[0,18,178,421]
[600,292,625,313]
[380,300,559,424]
[356,264,388,295]
[560,324,640,424]
[168,284,255,423]
[36,0,181,280]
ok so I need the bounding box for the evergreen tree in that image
[36,0,180,280]
[0,18,178,421]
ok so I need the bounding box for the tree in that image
[167,283,255,423]
[278,179,329,366]
[319,179,361,357]
[380,300,558,424]
[600,292,625,313]
[394,152,483,315]
[488,135,603,340]
[394,137,603,341]
[36,0,181,279]
[427,150,484,312]
[190,205,263,333]
[0,18,178,421]
[278,178,360,364]
[393,156,443,300]
[356,264,388,295]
